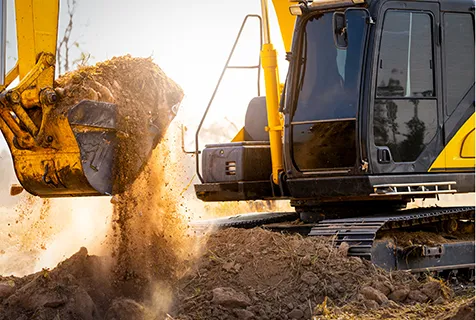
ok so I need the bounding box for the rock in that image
[287,308,304,319]
[363,299,379,309]
[234,308,255,320]
[222,262,235,272]
[356,293,365,301]
[104,298,145,320]
[421,279,446,301]
[301,255,311,266]
[0,281,15,299]
[43,296,68,308]
[338,242,350,256]
[388,288,410,302]
[287,302,294,310]
[211,287,251,308]
[407,290,428,303]
[300,271,318,285]
[360,286,388,305]
[372,281,393,296]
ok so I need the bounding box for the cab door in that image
[370,2,443,174]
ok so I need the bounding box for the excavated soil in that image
[171,228,474,320]
[55,55,183,191]
[0,228,474,320]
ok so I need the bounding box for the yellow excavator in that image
[192,0,475,271]
[1,0,475,270]
[0,0,177,197]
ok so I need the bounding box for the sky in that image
[1,0,289,152]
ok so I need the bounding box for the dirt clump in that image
[445,298,475,320]
[0,247,109,319]
[55,55,183,191]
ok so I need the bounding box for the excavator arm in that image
[0,0,117,197]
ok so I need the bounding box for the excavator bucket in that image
[0,99,118,197]
[1,98,174,197]
[0,54,182,198]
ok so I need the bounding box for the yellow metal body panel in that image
[231,127,246,142]
[429,113,476,172]
[16,0,59,79]
[271,0,297,52]
[461,129,475,158]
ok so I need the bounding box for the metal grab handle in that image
[195,14,263,183]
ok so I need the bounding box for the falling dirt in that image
[109,142,199,305]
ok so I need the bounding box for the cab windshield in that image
[291,9,369,171]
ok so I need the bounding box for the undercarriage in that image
[191,206,475,274]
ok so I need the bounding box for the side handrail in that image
[195,14,263,183]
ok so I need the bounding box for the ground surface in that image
[0,227,474,320]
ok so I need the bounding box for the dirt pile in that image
[0,228,473,320]
[0,247,161,319]
[55,55,183,190]
[172,228,473,320]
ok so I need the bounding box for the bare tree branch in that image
[57,0,77,74]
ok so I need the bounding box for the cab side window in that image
[443,13,475,116]
[374,11,438,163]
